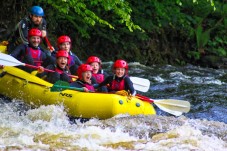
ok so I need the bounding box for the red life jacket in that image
[92,73,104,84]
[110,76,125,91]
[84,83,95,91]
[27,47,42,66]
[55,66,64,74]
[54,65,73,82]
[77,81,95,91]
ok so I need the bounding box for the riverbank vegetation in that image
[0,0,226,68]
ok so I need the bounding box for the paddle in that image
[51,81,84,92]
[136,94,190,116]
[130,77,150,92]
[50,81,190,116]
[0,52,77,78]
[51,76,150,92]
[44,37,54,52]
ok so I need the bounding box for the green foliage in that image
[39,0,142,38]
[207,36,227,57]
[195,24,211,52]
[179,0,226,60]
[20,0,227,65]
[187,51,201,60]
[179,0,215,10]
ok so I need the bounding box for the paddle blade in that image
[154,99,191,113]
[153,99,190,114]
[135,94,191,116]
[51,80,84,92]
[154,103,183,116]
[130,77,150,92]
[0,53,24,66]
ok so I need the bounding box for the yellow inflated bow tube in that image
[0,41,8,53]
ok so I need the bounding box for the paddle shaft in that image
[44,37,54,51]
[0,53,78,79]
[25,64,77,79]
[136,94,154,103]
[25,64,54,73]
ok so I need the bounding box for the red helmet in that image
[57,35,71,48]
[77,64,93,79]
[113,60,128,70]
[86,56,101,64]
[28,28,42,39]
[56,50,69,58]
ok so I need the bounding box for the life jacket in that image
[84,83,95,91]
[77,81,95,91]
[67,54,75,67]
[54,65,72,82]
[92,73,104,84]
[68,51,76,67]
[24,46,42,66]
[55,66,64,74]
[110,75,125,91]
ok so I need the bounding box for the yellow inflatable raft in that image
[0,66,156,119]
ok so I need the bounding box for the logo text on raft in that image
[60,93,72,98]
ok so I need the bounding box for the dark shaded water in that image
[129,63,227,123]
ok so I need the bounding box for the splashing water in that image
[0,103,226,150]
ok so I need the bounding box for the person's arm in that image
[103,71,110,79]
[10,44,25,59]
[71,52,82,66]
[18,19,29,44]
[124,76,136,95]
[70,81,83,88]
[91,76,97,84]
[97,76,113,88]
[40,19,54,51]
[36,64,55,78]
[70,81,92,92]
[60,72,71,83]
[40,51,50,67]
[74,55,82,66]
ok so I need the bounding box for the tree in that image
[39,0,142,38]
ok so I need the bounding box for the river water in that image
[0,63,227,150]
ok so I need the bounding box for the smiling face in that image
[90,62,100,74]
[115,68,125,78]
[29,36,41,47]
[59,42,71,52]
[56,57,68,69]
[82,71,92,83]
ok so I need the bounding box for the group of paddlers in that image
[1,6,136,95]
